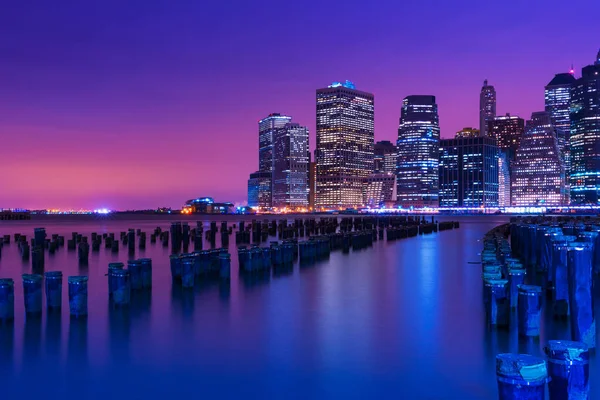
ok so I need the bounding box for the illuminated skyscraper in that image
[498,151,511,207]
[259,113,292,173]
[396,95,440,208]
[247,171,272,209]
[374,140,397,174]
[488,113,525,154]
[315,81,374,209]
[511,112,566,206]
[272,123,309,210]
[456,127,480,138]
[480,80,496,137]
[570,54,600,204]
[363,173,396,208]
[439,137,499,207]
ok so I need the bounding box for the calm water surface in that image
[0,215,598,399]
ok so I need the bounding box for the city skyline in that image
[1,1,599,209]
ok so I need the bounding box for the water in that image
[0,215,597,399]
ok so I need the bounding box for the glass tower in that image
[396,95,440,208]
[259,113,292,173]
[439,137,499,207]
[570,55,600,204]
[315,81,375,209]
[272,123,310,210]
[480,80,496,137]
[511,112,566,206]
[247,171,272,209]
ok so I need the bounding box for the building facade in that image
[439,137,499,207]
[259,113,292,173]
[480,80,496,137]
[247,171,272,209]
[374,140,397,174]
[315,81,375,209]
[488,113,525,154]
[511,112,566,206]
[569,54,600,204]
[396,95,440,208]
[498,150,511,207]
[363,173,396,208]
[456,127,480,138]
[272,123,309,210]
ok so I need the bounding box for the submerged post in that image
[496,353,548,400]
[44,271,63,309]
[0,279,15,322]
[517,285,542,337]
[567,242,595,348]
[22,274,43,315]
[545,340,589,399]
[68,276,88,317]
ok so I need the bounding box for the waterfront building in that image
[247,171,272,209]
[259,113,292,173]
[396,95,440,208]
[315,81,374,209]
[569,52,600,204]
[439,136,499,207]
[480,80,496,137]
[511,112,566,206]
[374,140,397,174]
[456,127,480,138]
[272,123,309,210]
[498,150,511,207]
[184,197,234,214]
[363,173,396,208]
[308,160,316,210]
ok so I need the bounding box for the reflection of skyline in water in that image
[0,215,597,398]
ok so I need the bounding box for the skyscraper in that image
[259,113,292,173]
[374,140,397,174]
[272,122,309,210]
[570,54,600,204]
[396,95,440,208]
[439,136,499,207]
[511,112,566,206]
[315,81,374,209]
[480,80,496,137]
[456,127,480,138]
[488,113,525,155]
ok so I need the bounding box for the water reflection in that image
[23,315,42,366]
[67,317,88,365]
[45,310,61,360]
[0,323,14,374]
[108,306,131,364]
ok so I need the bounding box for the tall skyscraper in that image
[480,80,496,137]
[456,127,480,138]
[396,95,440,208]
[259,113,292,173]
[498,151,511,207]
[511,112,566,206]
[374,140,397,174]
[488,113,525,155]
[315,81,374,209]
[570,54,600,204]
[439,136,499,207]
[272,123,309,210]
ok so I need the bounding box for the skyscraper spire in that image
[570,64,575,75]
[596,48,600,65]
[480,80,496,137]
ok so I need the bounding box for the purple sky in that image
[1,0,598,210]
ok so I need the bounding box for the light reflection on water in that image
[0,215,597,399]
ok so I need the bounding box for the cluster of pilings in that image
[169,249,231,288]
[483,220,593,399]
[0,272,89,322]
[106,258,152,306]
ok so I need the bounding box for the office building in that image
[480,80,496,137]
[363,173,396,208]
[511,112,566,206]
[374,140,397,174]
[272,123,309,210]
[498,151,511,207]
[396,95,440,208]
[570,53,600,203]
[309,160,316,210]
[247,171,272,209]
[259,113,292,173]
[456,127,480,138]
[315,80,375,209]
[439,137,499,207]
[488,113,525,154]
